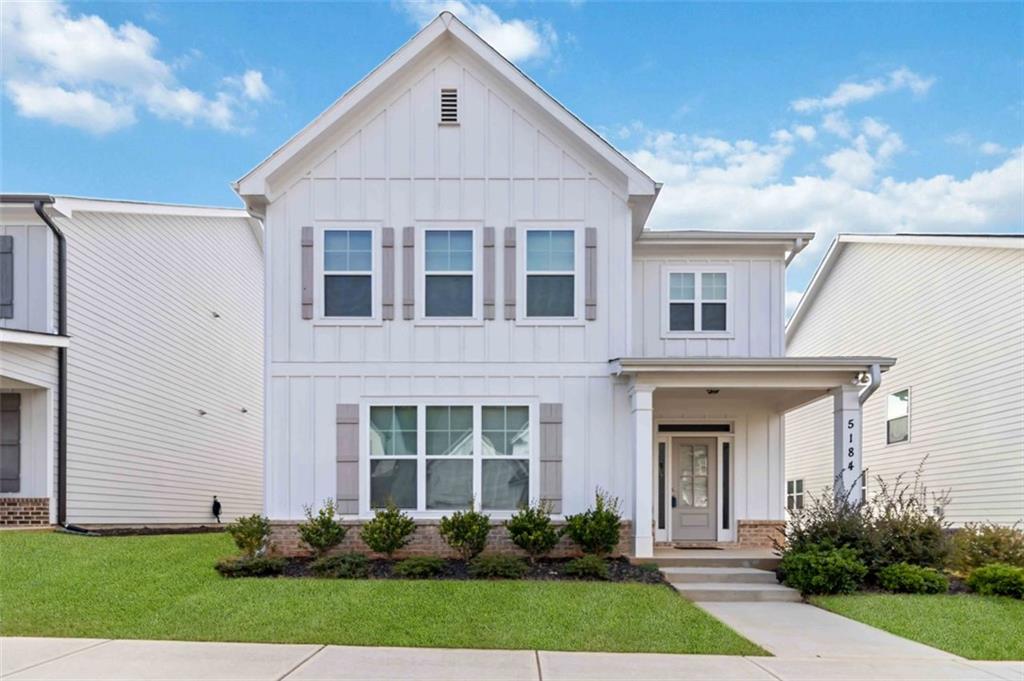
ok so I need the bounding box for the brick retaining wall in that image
[269,519,633,559]
[0,498,50,527]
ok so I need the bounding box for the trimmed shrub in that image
[215,556,285,578]
[967,563,1024,599]
[505,502,559,563]
[785,481,873,557]
[779,546,867,595]
[311,552,369,579]
[878,562,949,594]
[393,556,445,579]
[439,509,491,560]
[298,498,347,558]
[226,514,271,558]
[950,523,1024,574]
[563,490,622,556]
[360,504,416,558]
[565,555,609,580]
[468,554,528,579]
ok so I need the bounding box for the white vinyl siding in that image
[786,240,1024,526]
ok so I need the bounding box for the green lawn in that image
[812,593,1024,660]
[0,531,763,655]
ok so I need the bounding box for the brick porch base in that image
[269,519,633,559]
[737,520,785,548]
[0,497,50,527]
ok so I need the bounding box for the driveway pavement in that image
[3,637,1021,681]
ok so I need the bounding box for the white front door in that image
[671,438,717,541]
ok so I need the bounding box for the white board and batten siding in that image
[54,208,264,525]
[263,45,637,519]
[786,238,1024,526]
[0,220,55,334]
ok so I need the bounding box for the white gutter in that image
[858,363,882,405]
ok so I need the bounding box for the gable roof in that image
[232,12,657,215]
[786,232,1024,341]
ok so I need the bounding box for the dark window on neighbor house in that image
[886,389,910,444]
[787,479,804,511]
[324,230,372,317]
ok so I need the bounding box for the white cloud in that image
[398,0,557,62]
[980,141,1007,156]
[792,67,935,113]
[1,2,268,133]
[822,111,852,138]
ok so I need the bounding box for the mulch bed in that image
[277,556,668,585]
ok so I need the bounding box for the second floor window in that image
[526,229,575,317]
[425,230,473,317]
[324,230,372,317]
[668,271,729,332]
[887,389,910,444]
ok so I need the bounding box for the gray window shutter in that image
[0,235,13,320]
[0,393,20,493]
[539,403,562,514]
[336,404,359,515]
[300,226,314,320]
[503,227,516,320]
[585,227,597,321]
[402,227,415,320]
[381,228,395,320]
[483,227,495,320]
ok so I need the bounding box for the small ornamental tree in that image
[226,514,271,558]
[297,498,347,558]
[360,503,417,558]
[506,501,559,563]
[439,508,491,561]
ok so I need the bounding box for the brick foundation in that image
[737,520,785,549]
[269,519,633,559]
[0,498,50,527]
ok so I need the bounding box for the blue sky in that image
[2,1,1021,302]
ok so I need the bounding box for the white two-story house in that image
[235,12,894,556]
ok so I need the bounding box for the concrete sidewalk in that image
[2,638,1021,681]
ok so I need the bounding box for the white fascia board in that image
[609,356,895,375]
[53,196,250,220]
[0,329,70,348]
[838,233,1024,250]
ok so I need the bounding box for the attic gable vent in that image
[440,88,458,124]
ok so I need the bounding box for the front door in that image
[671,438,716,541]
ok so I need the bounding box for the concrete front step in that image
[673,582,802,602]
[659,566,778,584]
[634,555,780,570]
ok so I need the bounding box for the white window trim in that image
[360,398,539,519]
[415,222,483,325]
[660,264,735,339]
[516,221,585,326]
[786,478,804,511]
[885,387,911,446]
[314,222,383,326]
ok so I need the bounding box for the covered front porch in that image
[611,357,895,557]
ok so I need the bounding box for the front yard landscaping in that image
[0,531,764,655]
[812,593,1024,660]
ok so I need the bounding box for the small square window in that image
[886,389,910,444]
[665,270,729,334]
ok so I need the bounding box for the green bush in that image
[967,563,1024,599]
[869,473,950,572]
[878,562,949,594]
[310,552,369,579]
[779,546,867,595]
[225,514,271,558]
[564,555,609,580]
[505,502,559,563]
[439,509,491,560]
[298,498,347,558]
[950,523,1024,574]
[360,504,416,558]
[215,556,285,578]
[563,490,622,556]
[468,554,528,579]
[393,556,445,579]
[786,478,873,556]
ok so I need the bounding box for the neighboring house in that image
[786,234,1024,526]
[234,12,893,557]
[0,195,264,527]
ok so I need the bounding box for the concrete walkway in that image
[2,637,1021,681]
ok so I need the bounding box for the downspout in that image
[785,237,807,266]
[858,363,881,405]
[32,200,72,529]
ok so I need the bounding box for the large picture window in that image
[886,389,910,444]
[666,269,730,333]
[526,230,575,317]
[424,230,473,317]
[368,404,532,512]
[324,230,372,317]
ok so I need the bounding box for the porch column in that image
[832,384,864,505]
[630,383,655,557]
